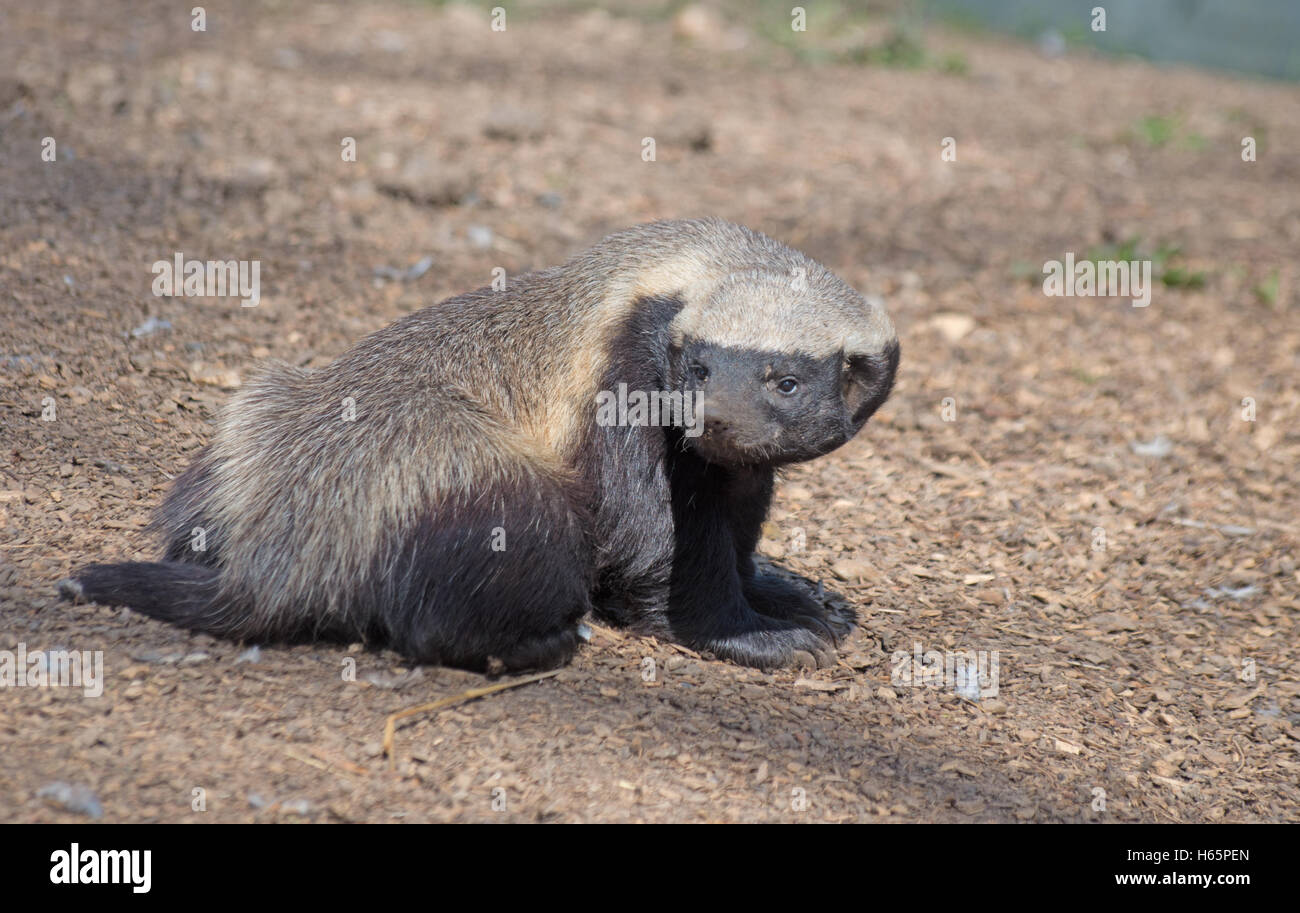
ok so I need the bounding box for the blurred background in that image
[927,0,1300,81]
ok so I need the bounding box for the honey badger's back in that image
[174,277,585,625]
[79,262,615,669]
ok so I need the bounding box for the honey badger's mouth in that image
[688,429,774,466]
[684,415,850,468]
[683,407,788,466]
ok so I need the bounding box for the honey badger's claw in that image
[698,621,840,670]
[822,607,858,644]
[787,612,840,645]
[789,650,821,670]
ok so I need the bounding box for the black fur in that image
[73,561,227,629]
[371,478,592,671]
[75,466,592,675]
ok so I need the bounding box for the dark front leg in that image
[724,464,773,580]
[664,452,836,668]
[723,466,855,644]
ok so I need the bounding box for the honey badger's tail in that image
[59,561,235,637]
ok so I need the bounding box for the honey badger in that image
[65,219,899,672]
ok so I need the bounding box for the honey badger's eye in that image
[691,364,709,382]
[776,376,799,395]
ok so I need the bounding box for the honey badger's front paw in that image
[743,574,855,644]
[697,619,838,670]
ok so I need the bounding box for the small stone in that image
[927,313,975,343]
[37,782,103,819]
[130,316,172,338]
[831,559,874,582]
[1132,436,1173,458]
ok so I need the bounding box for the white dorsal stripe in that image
[589,220,896,359]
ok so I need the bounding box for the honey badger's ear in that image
[840,353,876,423]
[841,341,900,427]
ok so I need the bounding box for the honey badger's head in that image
[667,268,898,467]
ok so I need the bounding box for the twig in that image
[382,669,561,768]
[283,745,366,783]
[959,439,992,471]
[283,745,344,778]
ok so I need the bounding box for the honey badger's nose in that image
[697,391,752,438]
[685,347,762,439]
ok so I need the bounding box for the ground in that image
[1,0,1297,823]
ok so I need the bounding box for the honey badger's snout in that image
[696,400,777,454]
[685,354,778,451]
